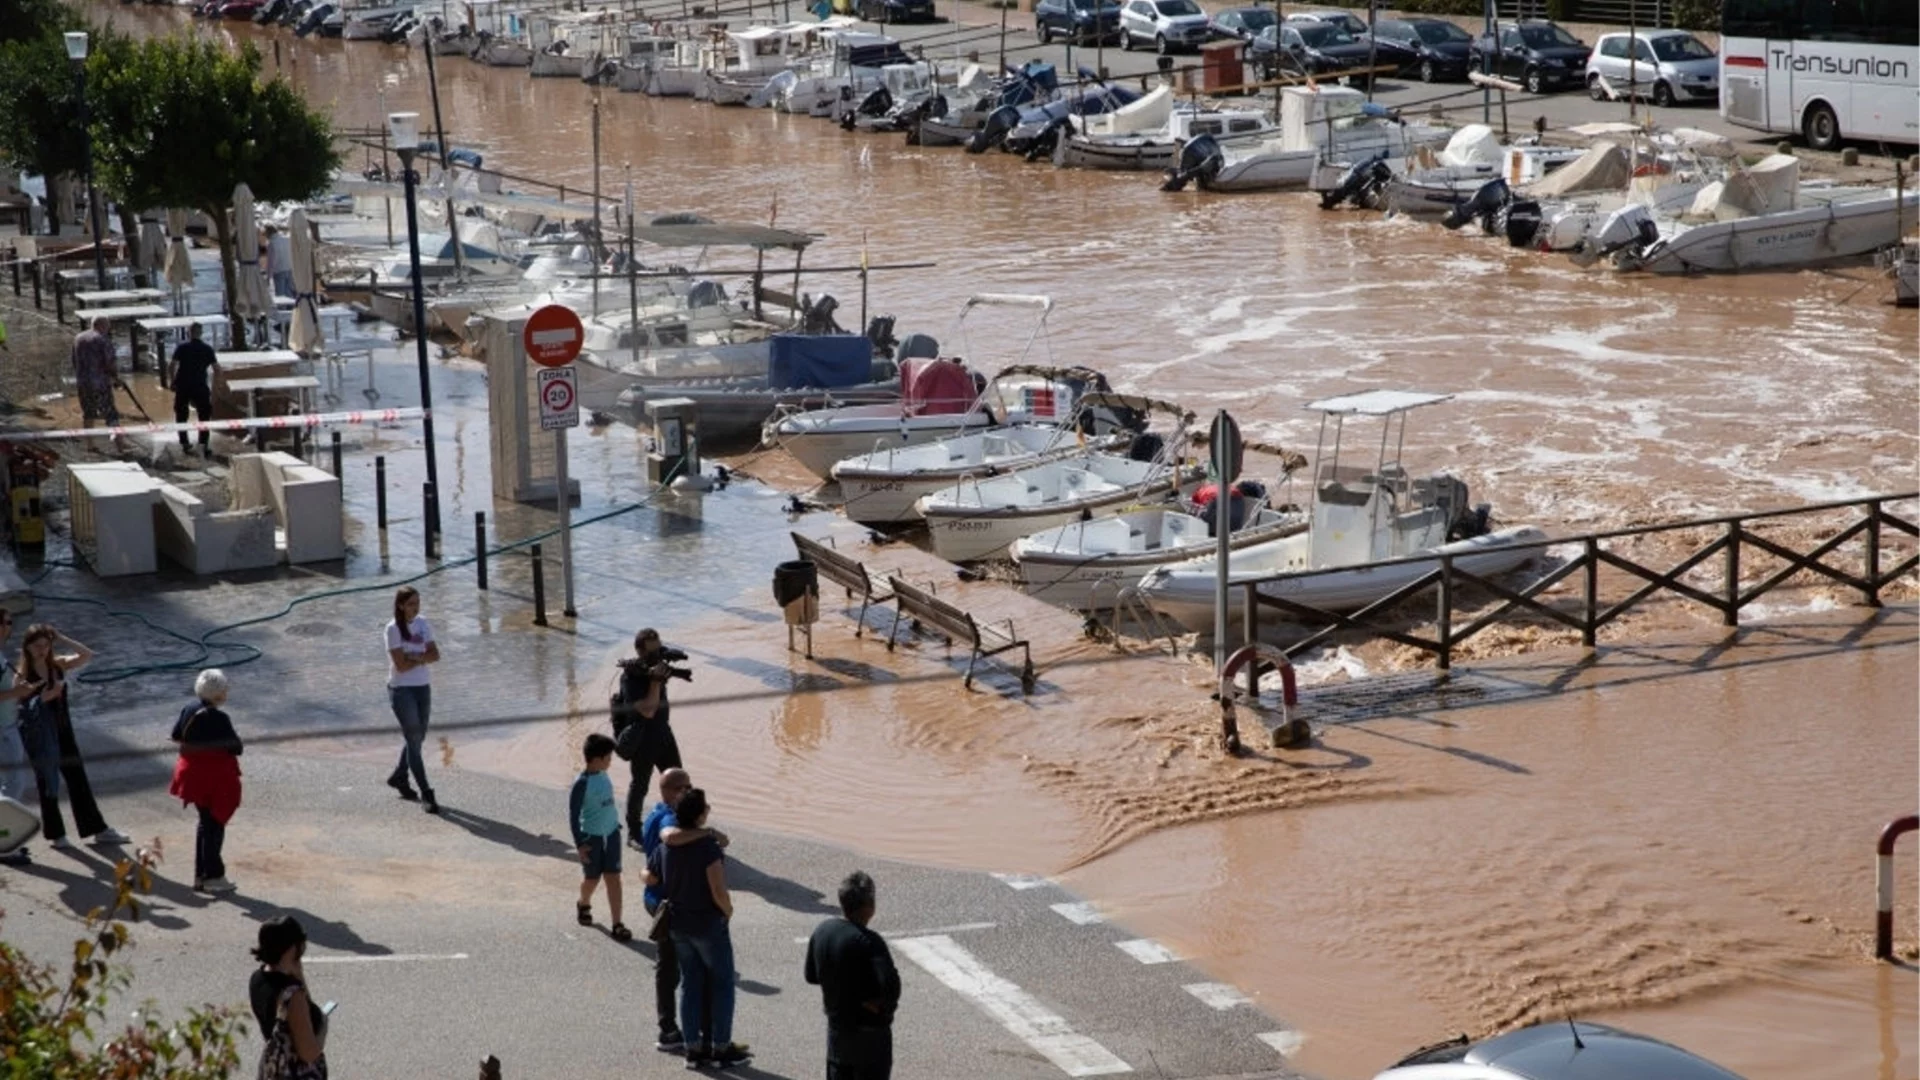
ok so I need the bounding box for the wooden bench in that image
[884,574,1035,694]
[791,532,893,636]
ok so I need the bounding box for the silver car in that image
[1585,29,1717,107]
[1119,0,1213,54]
[1374,1022,1748,1080]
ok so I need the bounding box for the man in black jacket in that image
[804,870,900,1080]
[613,628,683,839]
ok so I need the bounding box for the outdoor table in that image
[73,304,170,373]
[75,287,166,306]
[227,374,321,450]
[137,315,236,384]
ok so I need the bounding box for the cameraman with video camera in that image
[613,628,691,840]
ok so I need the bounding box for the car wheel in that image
[1037,19,1050,44]
[1419,58,1435,83]
[1120,27,1132,50]
[1587,71,1606,100]
[1524,65,1543,94]
[1802,101,1841,151]
[1652,79,1674,108]
[1155,32,1169,54]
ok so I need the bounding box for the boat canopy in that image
[1078,391,1193,425]
[1523,142,1630,198]
[1305,389,1452,416]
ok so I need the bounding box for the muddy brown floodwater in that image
[103,9,1919,1079]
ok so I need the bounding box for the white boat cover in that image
[1437,124,1502,169]
[1079,85,1174,137]
[1684,153,1799,221]
[1523,142,1631,198]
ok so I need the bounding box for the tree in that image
[86,35,339,338]
[0,0,100,232]
[0,853,245,1078]
[0,0,72,48]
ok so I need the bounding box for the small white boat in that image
[1382,125,1586,217]
[920,444,1206,564]
[1164,86,1450,194]
[1137,389,1543,632]
[1014,503,1308,610]
[1887,239,1919,307]
[1055,91,1275,172]
[832,424,1113,526]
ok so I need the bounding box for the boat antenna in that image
[1566,1013,1585,1051]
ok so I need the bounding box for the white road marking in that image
[897,935,1132,1077]
[1114,939,1178,965]
[1184,982,1252,1010]
[304,952,470,964]
[1257,1031,1306,1056]
[992,872,1053,890]
[795,921,997,944]
[1050,901,1104,925]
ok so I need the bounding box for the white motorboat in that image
[1887,239,1919,307]
[1054,91,1275,172]
[920,432,1207,563]
[1163,86,1450,194]
[764,293,1060,479]
[833,423,1126,527]
[1380,125,1586,217]
[1014,503,1309,610]
[1137,390,1544,632]
[781,31,923,117]
[339,5,409,40]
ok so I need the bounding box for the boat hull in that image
[831,433,1121,526]
[773,414,998,480]
[1014,510,1308,610]
[1055,137,1179,171]
[617,379,901,445]
[923,478,1193,563]
[1626,190,1920,274]
[531,51,586,77]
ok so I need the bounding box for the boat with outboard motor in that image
[1162,86,1450,193]
[1053,88,1276,172]
[1013,496,1309,610]
[1137,390,1544,632]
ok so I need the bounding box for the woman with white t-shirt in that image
[384,586,440,813]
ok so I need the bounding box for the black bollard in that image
[475,512,488,591]
[424,482,438,559]
[375,455,388,531]
[53,274,63,323]
[30,262,40,308]
[9,255,18,297]
[331,430,342,477]
[531,543,548,626]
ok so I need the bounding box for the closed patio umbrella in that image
[229,182,270,322]
[164,208,196,315]
[287,208,323,357]
[138,217,166,282]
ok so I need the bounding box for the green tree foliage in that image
[0,0,71,48]
[86,34,339,334]
[0,854,245,1079]
[0,31,85,226]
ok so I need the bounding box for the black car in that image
[1248,22,1377,84]
[1209,5,1276,42]
[1034,0,1122,45]
[1469,20,1591,94]
[1367,17,1473,82]
[858,0,934,21]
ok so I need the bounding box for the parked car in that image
[1469,20,1591,94]
[1119,0,1212,53]
[858,0,935,22]
[1366,17,1473,82]
[1374,1022,1748,1080]
[1585,28,1717,107]
[1209,5,1275,41]
[1035,0,1122,44]
[1285,9,1367,36]
[1249,21,1376,83]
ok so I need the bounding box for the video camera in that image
[622,647,693,683]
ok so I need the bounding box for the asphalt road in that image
[1,748,1306,1079]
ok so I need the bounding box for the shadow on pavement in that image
[433,803,579,864]
[727,857,837,916]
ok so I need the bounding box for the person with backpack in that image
[169,668,243,894]
[612,628,683,840]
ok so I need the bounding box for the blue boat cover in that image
[768,334,873,390]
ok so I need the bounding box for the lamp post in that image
[64,31,106,289]
[388,111,442,554]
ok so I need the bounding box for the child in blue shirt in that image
[570,733,630,942]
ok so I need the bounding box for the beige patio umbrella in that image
[163,208,196,315]
[287,208,323,357]
[137,217,166,281]
[229,182,271,322]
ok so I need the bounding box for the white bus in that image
[1719,0,1918,150]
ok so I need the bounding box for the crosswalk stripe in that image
[1114,939,1178,964]
[1184,982,1252,1010]
[1257,1030,1306,1056]
[992,872,1054,890]
[1050,901,1104,925]
[897,934,1133,1077]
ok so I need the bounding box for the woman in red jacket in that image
[170,668,243,895]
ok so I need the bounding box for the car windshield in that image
[1415,21,1470,44]
[1651,33,1713,60]
[1070,0,1117,10]
[1236,8,1274,27]
[1520,23,1581,47]
[1296,23,1354,46]
[1156,0,1202,14]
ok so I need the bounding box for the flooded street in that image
[98,9,1920,1079]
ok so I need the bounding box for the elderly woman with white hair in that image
[168,668,245,894]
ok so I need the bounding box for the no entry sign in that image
[538,366,579,430]
[523,304,585,368]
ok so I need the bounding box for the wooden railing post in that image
[1582,537,1599,648]
[1723,521,1741,626]
[1863,499,1883,607]
[1437,553,1454,670]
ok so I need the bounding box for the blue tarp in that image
[768,334,873,390]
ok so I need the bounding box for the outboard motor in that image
[1496,198,1544,248]
[840,85,893,131]
[1441,177,1509,232]
[1571,203,1658,267]
[893,332,939,363]
[1161,134,1223,193]
[1023,115,1071,163]
[866,315,901,358]
[968,104,1020,154]
[584,56,619,85]
[1126,431,1166,464]
[1319,152,1392,211]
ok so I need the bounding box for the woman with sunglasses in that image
[0,610,51,866]
[16,624,129,850]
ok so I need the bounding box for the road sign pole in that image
[555,425,576,618]
[1210,409,1242,673]
[523,304,586,620]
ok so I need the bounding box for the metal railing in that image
[1227,493,1918,672]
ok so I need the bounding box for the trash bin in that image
[1200,40,1244,94]
[773,559,819,626]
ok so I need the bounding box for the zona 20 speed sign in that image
[538,365,579,430]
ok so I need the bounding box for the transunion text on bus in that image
[1771,49,1913,81]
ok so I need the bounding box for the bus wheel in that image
[1803,102,1841,152]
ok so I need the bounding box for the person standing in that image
[249,915,329,1079]
[805,871,901,1080]
[168,668,243,894]
[169,323,218,457]
[265,224,294,299]
[71,317,119,428]
[384,586,439,813]
[570,732,631,941]
[17,624,129,850]
[641,767,731,1055]
[654,787,748,1069]
[615,628,683,839]
[0,609,47,866]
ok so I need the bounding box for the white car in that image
[1119,0,1212,53]
[1285,9,1368,36]
[1585,28,1717,107]
[1375,1022,1748,1080]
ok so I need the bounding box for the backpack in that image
[609,667,642,760]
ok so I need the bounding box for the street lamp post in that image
[388,111,442,555]
[64,31,107,289]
